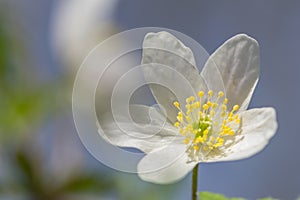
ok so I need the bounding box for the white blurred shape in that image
[51,0,119,68]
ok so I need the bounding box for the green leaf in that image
[199,191,228,200]
[199,191,246,200]
[57,174,114,193]
[198,191,283,200]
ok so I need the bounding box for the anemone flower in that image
[101,32,277,191]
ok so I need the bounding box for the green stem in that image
[192,163,199,200]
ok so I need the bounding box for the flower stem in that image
[192,163,199,200]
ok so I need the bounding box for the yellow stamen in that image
[174,122,180,127]
[184,138,190,145]
[233,105,239,111]
[218,91,224,98]
[173,101,180,108]
[203,104,209,110]
[173,90,242,162]
[198,91,204,97]
[208,90,213,97]
[223,98,228,104]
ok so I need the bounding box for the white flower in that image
[100,31,278,184]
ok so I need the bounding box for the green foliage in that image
[199,191,245,200]
[58,174,114,193]
[199,191,280,200]
[5,148,114,199]
[0,17,64,143]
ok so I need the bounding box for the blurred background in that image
[0,0,299,199]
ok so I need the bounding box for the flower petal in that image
[99,105,182,153]
[137,144,197,184]
[202,34,260,111]
[142,31,207,123]
[205,107,277,162]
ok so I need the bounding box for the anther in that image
[173,101,180,108]
[208,90,213,97]
[233,105,239,111]
[223,98,228,104]
[198,91,204,97]
[218,91,224,98]
[203,104,209,110]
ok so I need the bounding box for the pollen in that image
[173,90,242,162]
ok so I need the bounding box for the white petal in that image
[202,34,260,111]
[142,31,207,123]
[206,107,277,162]
[99,105,182,153]
[138,144,197,184]
[200,56,225,95]
[143,31,197,69]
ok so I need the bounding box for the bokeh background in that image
[0,0,299,199]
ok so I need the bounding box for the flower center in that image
[173,90,242,162]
